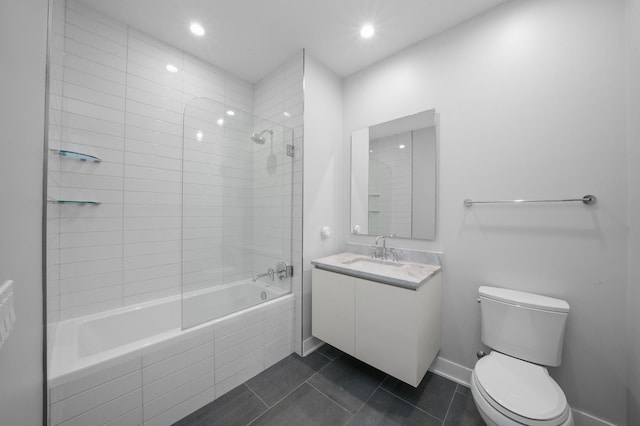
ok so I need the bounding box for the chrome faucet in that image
[373,234,395,260]
[252,268,275,282]
[252,262,294,282]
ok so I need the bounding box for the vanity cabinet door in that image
[311,268,356,356]
[355,279,418,385]
[354,273,442,387]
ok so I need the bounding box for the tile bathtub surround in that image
[46,0,304,322]
[174,345,485,426]
[48,296,294,426]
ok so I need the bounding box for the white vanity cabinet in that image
[311,267,442,387]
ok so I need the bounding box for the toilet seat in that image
[473,352,570,425]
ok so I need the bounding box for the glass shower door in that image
[181,97,293,329]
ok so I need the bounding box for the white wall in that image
[626,0,640,422]
[0,0,47,424]
[343,0,627,423]
[302,54,345,347]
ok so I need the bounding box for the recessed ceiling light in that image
[226,110,235,116]
[190,22,205,36]
[196,130,203,141]
[398,144,406,149]
[360,24,375,39]
[166,64,178,73]
[217,118,224,126]
[283,112,291,118]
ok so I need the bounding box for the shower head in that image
[251,129,273,145]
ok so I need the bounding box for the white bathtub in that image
[48,281,293,426]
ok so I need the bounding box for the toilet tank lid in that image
[479,286,570,313]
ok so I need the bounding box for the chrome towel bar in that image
[463,194,596,207]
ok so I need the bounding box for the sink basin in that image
[341,257,403,267]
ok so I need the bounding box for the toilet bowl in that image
[470,352,574,426]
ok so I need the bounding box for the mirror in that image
[351,109,437,240]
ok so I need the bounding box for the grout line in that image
[315,349,334,362]
[50,367,139,404]
[345,377,387,425]
[455,383,471,395]
[377,387,444,421]
[244,383,270,409]
[121,24,129,311]
[246,356,332,420]
[304,353,338,384]
[139,356,144,425]
[441,389,457,425]
[146,384,214,424]
[245,380,308,425]
[306,381,354,417]
[53,387,140,424]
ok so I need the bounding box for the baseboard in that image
[571,409,619,426]
[302,336,324,356]
[428,356,473,387]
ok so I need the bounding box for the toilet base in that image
[471,371,574,426]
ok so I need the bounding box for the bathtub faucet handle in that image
[275,262,293,280]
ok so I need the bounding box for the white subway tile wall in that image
[253,51,304,352]
[47,0,304,328]
[48,296,294,426]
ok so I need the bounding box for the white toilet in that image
[471,286,574,426]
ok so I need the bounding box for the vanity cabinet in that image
[311,267,442,387]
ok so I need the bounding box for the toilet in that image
[471,286,574,426]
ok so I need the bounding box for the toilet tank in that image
[479,286,570,367]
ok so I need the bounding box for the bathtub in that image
[48,280,294,426]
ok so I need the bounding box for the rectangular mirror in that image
[350,109,437,240]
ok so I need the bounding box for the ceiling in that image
[77,0,511,83]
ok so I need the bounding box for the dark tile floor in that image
[174,345,486,425]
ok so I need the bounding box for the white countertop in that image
[311,252,441,290]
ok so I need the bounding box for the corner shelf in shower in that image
[50,149,102,163]
[47,197,101,206]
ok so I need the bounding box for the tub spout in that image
[252,268,275,282]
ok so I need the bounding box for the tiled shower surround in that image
[46,0,303,323]
[46,0,304,424]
